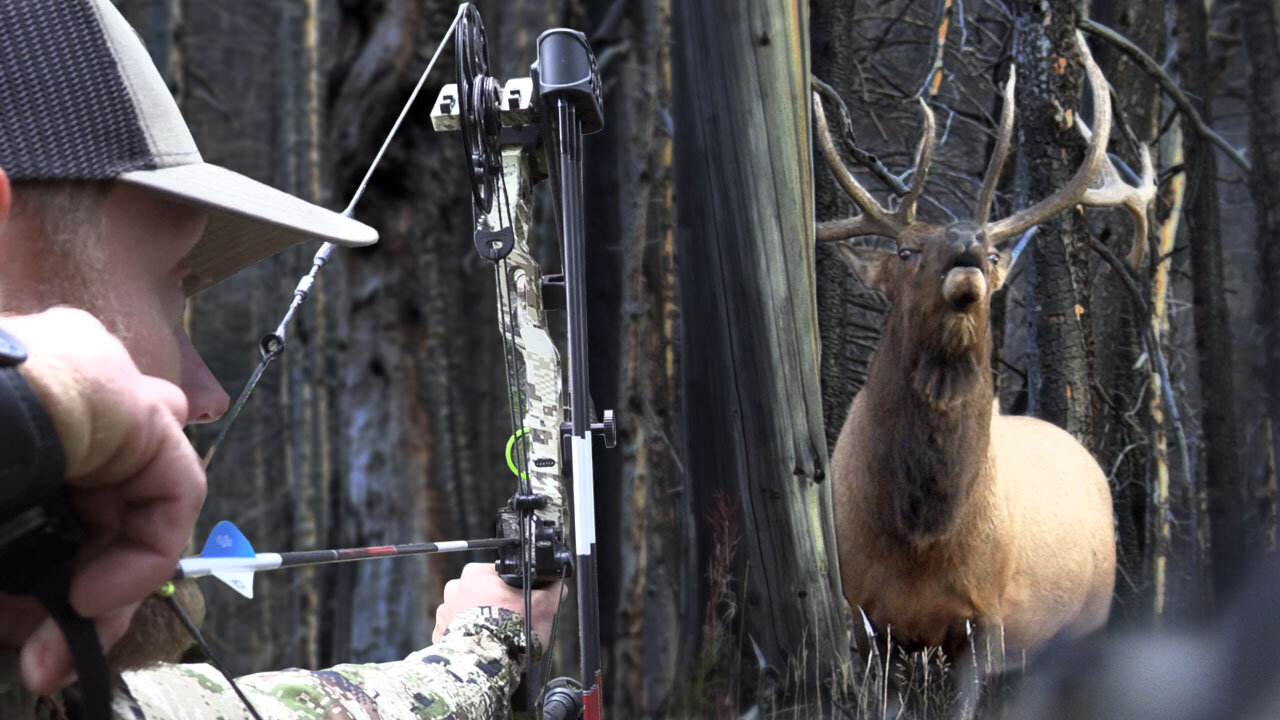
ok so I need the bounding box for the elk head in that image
[814,31,1155,409]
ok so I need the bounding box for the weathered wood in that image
[672,1,849,713]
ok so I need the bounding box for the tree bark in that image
[672,2,850,714]
[580,0,694,714]
[809,0,889,452]
[1241,0,1280,559]
[1011,0,1098,453]
[1090,0,1166,623]
[1176,0,1248,605]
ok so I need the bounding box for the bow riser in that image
[485,147,567,534]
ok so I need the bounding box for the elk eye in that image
[987,252,1000,265]
[897,249,916,262]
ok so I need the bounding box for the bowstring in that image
[175,8,467,719]
[486,159,543,712]
[201,4,465,468]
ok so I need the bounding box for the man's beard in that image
[106,580,205,672]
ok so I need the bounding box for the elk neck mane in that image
[860,301,995,542]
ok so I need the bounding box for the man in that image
[0,1,559,718]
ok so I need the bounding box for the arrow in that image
[174,521,516,599]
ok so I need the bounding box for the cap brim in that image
[118,163,378,296]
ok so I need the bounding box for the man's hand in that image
[433,563,562,650]
[0,308,205,693]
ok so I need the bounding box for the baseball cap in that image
[0,0,378,295]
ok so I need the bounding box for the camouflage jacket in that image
[0,607,531,720]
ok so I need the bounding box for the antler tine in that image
[1077,118,1157,270]
[985,30,1112,246]
[813,89,904,241]
[974,66,1017,226]
[899,98,937,225]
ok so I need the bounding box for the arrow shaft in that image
[175,537,515,580]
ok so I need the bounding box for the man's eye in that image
[897,249,917,261]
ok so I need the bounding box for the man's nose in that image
[177,329,229,424]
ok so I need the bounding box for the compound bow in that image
[190,4,612,719]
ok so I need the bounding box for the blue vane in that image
[200,520,256,558]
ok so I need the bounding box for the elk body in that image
[818,32,1151,661]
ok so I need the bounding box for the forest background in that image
[111,0,1278,716]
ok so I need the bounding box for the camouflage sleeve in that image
[112,607,533,720]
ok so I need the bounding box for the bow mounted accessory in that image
[0,0,379,296]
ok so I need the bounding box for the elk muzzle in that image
[942,263,987,309]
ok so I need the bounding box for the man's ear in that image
[832,242,895,296]
[0,168,10,225]
[991,248,1012,292]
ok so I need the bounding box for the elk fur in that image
[830,249,1116,659]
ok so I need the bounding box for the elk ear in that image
[991,248,1012,292]
[833,243,896,296]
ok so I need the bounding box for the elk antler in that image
[982,30,1113,246]
[974,66,1017,226]
[813,89,937,241]
[1077,118,1156,270]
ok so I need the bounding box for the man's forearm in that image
[114,607,530,720]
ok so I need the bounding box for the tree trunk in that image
[1090,0,1166,624]
[810,0,889,452]
[672,2,850,715]
[1176,0,1248,605]
[579,0,694,715]
[1241,0,1280,560]
[1011,0,1099,453]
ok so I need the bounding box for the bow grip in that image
[495,503,573,589]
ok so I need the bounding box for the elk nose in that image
[948,242,985,270]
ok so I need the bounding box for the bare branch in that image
[1079,17,1250,174]
[813,89,899,236]
[810,76,910,195]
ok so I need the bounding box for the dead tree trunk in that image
[1011,0,1099,453]
[1241,0,1280,558]
[1176,0,1248,605]
[672,1,850,714]
[1090,0,1166,623]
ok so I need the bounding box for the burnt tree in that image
[1011,0,1099,453]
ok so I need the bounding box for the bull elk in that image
[819,32,1152,662]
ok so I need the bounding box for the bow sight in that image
[433,5,613,719]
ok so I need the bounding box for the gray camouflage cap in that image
[0,0,378,295]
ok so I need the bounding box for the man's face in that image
[95,183,229,424]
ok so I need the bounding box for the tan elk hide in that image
[818,30,1145,664]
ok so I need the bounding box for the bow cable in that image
[174,8,468,719]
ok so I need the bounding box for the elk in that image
[819,31,1152,664]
